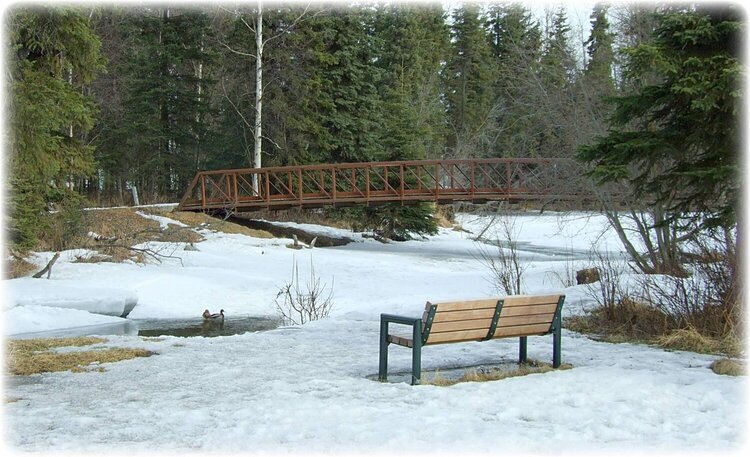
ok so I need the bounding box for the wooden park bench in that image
[378,294,565,385]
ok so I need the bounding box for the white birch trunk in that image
[253,1,264,194]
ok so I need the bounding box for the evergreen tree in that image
[485,3,542,157]
[292,9,386,164]
[575,3,616,140]
[98,7,215,200]
[541,7,577,85]
[578,5,742,230]
[444,5,495,158]
[373,4,449,161]
[9,7,105,248]
[583,3,615,91]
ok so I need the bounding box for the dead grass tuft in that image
[434,204,455,229]
[264,208,353,230]
[156,210,273,238]
[426,360,572,386]
[6,337,154,376]
[72,253,114,263]
[160,225,204,243]
[656,327,721,354]
[565,297,671,343]
[710,358,745,376]
[87,208,162,244]
[9,337,106,353]
[4,256,37,278]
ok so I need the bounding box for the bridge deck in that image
[177,158,587,212]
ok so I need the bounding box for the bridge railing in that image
[177,158,588,212]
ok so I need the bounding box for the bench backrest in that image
[421,294,564,345]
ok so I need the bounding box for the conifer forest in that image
[7,2,742,253]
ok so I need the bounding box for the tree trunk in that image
[253,1,264,194]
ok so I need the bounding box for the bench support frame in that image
[379,314,423,385]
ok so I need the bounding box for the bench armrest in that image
[380,313,422,326]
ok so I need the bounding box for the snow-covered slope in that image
[2,211,745,454]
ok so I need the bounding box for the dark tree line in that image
[7,2,741,252]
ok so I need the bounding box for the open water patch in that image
[10,316,281,339]
[134,315,281,338]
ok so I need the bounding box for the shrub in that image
[275,257,334,325]
[330,203,438,241]
[476,214,526,296]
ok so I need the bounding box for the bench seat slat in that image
[429,318,493,333]
[388,335,413,348]
[426,299,499,312]
[502,294,563,307]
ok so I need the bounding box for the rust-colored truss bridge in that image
[177,158,588,212]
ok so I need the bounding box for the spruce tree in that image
[9,7,105,248]
[373,4,449,161]
[100,7,215,200]
[583,3,615,91]
[444,5,495,158]
[578,5,742,230]
[485,3,542,157]
[541,7,576,86]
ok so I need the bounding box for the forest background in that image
[5,1,741,254]
[6,1,637,245]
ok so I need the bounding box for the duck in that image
[202,309,225,320]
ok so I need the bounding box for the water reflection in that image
[10,316,280,340]
[135,315,280,338]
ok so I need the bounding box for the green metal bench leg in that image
[379,317,389,381]
[519,336,528,364]
[553,326,561,368]
[411,320,422,385]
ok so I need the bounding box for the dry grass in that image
[6,337,154,376]
[567,309,743,357]
[262,208,353,230]
[565,297,671,343]
[710,358,745,376]
[87,208,162,243]
[655,328,720,354]
[155,210,273,238]
[72,253,115,263]
[160,225,205,243]
[434,204,456,229]
[425,360,572,386]
[655,327,743,357]
[5,256,37,278]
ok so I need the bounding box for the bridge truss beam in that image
[177,158,588,212]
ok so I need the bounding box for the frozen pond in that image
[9,316,280,339]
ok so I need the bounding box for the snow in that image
[5,277,138,321]
[2,210,746,455]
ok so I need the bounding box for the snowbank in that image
[3,305,128,336]
[5,277,138,318]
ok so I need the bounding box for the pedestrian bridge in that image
[177,158,588,212]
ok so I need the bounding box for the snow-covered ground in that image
[1,211,746,454]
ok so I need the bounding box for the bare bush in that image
[585,250,631,314]
[637,227,740,339]
[475,214,526,296]
[275,257,334,325]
